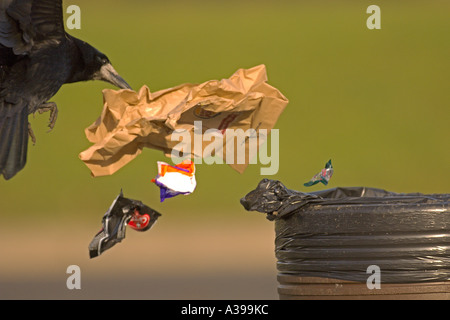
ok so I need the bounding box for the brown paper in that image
[79,65,289,177]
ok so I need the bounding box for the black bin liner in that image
[241,179,450,283]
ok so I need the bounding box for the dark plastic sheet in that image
[241,179,450,283]
[89,191,161,258]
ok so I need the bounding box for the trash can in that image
[276,275,450,300]
[241,179,450,300]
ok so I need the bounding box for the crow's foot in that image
[36,102,58,132]
[28,123,36,145]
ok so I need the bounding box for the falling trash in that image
[304,159,334,187]
[152,160,196,202]
[88,191,162,258]
[79,65,288,177]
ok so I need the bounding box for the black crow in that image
[0,0,131,180]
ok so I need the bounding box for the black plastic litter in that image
[241,179,450,283]
[89,191,162,258]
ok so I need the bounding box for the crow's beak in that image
[99,63,132,90]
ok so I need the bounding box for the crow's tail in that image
[0,102,29,180]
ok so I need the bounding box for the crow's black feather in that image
[0,0,131,180]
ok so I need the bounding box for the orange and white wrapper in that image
[151,160,196,202]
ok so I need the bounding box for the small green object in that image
[304,160,334,187]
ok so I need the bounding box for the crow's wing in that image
[0,98,28,180]
[0,1,66,180]
[0,0,64,59]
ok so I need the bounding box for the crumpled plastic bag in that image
[79,65,288,177]
[88,191,162,258]
[152,160,196,202]
[241,178,447,221]
[240,179,321,221]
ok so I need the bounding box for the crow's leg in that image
[36,102,58,131]
[28,123,37,145]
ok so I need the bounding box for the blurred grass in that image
[0,0,449,223]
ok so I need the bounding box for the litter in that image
[304,159,333,187]
[152,160,196,202]
[79,65,288,176]
[88,191,161,258]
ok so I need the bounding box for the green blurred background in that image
[0,0,449,299]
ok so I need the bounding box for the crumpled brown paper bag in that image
[79,65,288,177]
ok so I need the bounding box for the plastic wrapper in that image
[241,179,450,283]
[89,191,162,258]
[152,160,196,202]
[304,159,333,187]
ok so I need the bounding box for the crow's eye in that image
[96,56,109,65]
